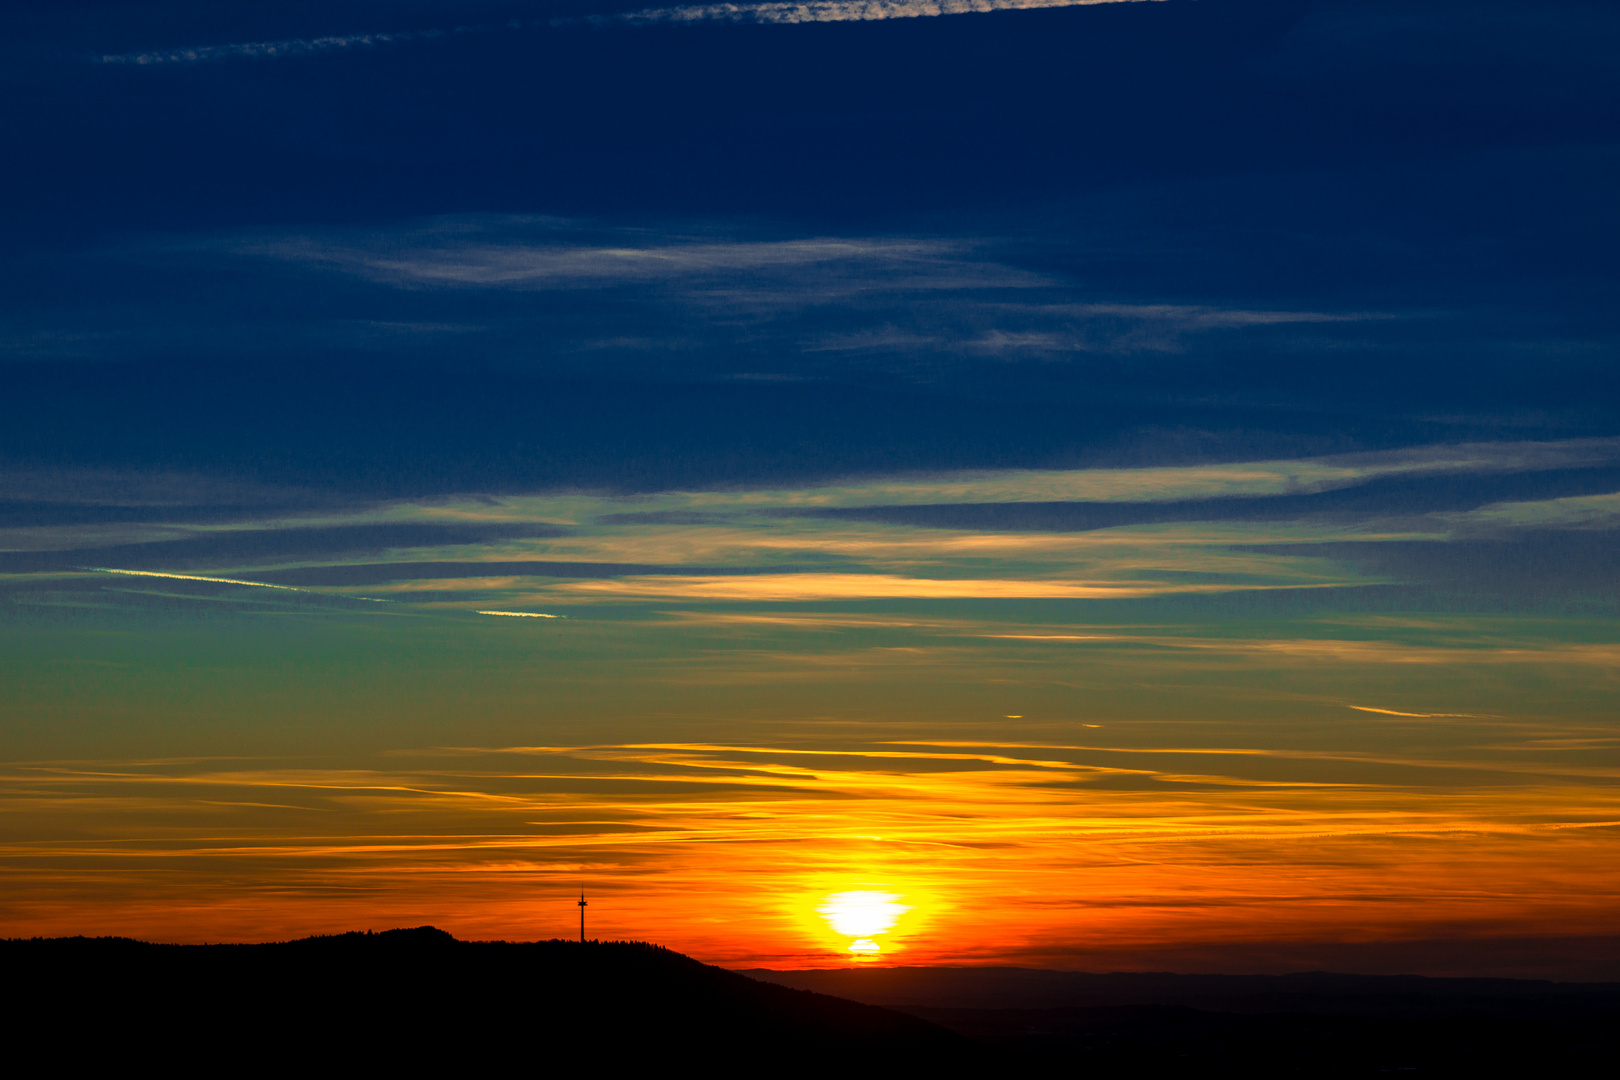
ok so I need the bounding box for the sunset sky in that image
[3,0,1618,978]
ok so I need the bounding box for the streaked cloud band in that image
[612,0,1154,28]
[96,0,1156,66]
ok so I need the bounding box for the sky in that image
[3,0,1619,977]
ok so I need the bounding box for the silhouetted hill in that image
[4,930,963,1070]
[744,965,1620,1076]
[17,932,1617,1074]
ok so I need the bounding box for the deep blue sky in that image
[3,0,1617,495]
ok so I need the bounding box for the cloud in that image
[1229,640,1620,667]
[1348,705,1486,719]
[1447,492,1620,532]
[95,1,1157,66]
[548,436,1620,510]
[612,0,1153,27]
[956,632,1620,671]
[245,561,802,587]
[549,572,1343,601]
[232,222,1384,352]
[934,302,1397,355]
[0,523,574,573]
[13,440,1620,622]
[97,29,448,66]
[334,239,945,287]
[240,228,1035,297]
[1045,303,1382,329]
[95,215,1412,373]
[802,328,948,352]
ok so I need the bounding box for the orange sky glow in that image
[4,471,1619,977]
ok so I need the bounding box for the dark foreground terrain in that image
[13,930,1618,1076]
[5,929,958,1070]
[749,966,1620,1076]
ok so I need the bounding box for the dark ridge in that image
[792,466,1620,533]
[5,929,963,1069]
[13,929,1616,1074]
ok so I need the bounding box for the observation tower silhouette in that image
[578,890,587,944]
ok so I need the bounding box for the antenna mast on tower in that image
[578,890,588,944]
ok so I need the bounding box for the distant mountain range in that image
[747,964,1620,1075]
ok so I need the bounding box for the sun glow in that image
[819,890,909,954]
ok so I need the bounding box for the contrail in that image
[87,566,389,602]
[1348,705,1486,719]
[95,0,1156,65]
[88,567,302,590]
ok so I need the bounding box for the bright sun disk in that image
[818,889,908,951]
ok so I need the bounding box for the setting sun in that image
[818,891,909,954]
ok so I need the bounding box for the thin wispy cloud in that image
[1348,705,1486,719]
[1046,303,1383,329]
[940,302,1395,355]
[1448,491,1620,532]
[240,230,1036,296]
[95,0,1156,66]
[550,572,1348,601]
[612,0,1153,27]
[97,30,437,66]
[556,436,1620,509]
[103,217,1406,367]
